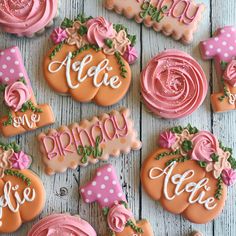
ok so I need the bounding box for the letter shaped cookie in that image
[141,125,236,224]
[0,143,45,233]
[80,164,154,236]
[200,26,236,112]
[44,15,138,106]
[104,0,205,44]
[0,46,55,137]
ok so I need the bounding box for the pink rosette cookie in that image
[27,213,97,236]
[0,0,59,37]
[141,50,208,119]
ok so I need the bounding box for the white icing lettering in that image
[13,114,40,129]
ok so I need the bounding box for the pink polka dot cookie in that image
[200,26,236,113]
[0,46,55,137]
[80,164,154,236]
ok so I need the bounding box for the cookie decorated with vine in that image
[44,14,138,106]
[141,125,236,224]
[0,142,45,233]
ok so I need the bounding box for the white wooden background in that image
[0,0,236,235]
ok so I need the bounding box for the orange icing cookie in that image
[44,15,138,106]
[38,108,142,175]
[0,46,55,138]
[104,0,205,44]
[141,125,236,224]
[0,143,45,233]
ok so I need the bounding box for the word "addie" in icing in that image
[48,53,122,89]
[0,181,35,226]
[13,114,41,129]
[149,161,217,210]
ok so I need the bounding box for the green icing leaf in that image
[0,142,21,152]
[61,18,74,28]
[211,153,219,162]
[74,14,92,24]
[199,161,207,168]
[104,38,113,49]
[78,25,88,36]
[0,83,7,92]
[102,207,109,217]
[20,100,42,113]
[186,124,199,134]
[220,61,228,70]
[170,126,183,134]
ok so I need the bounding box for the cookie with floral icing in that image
[0,142,45,233]
[140,50,208,119]
[44,15,138,106]
[28,213,97,236]
[0,46,55,138]
[104,0,205,44]
[80,164,154,236]
[141,125,236,224]
[0,0,59,37]
[200,26,236,113]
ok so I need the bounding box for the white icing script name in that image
[0,181,35,226]
[13,114,40,129]
[149,161,217,210]
[48,53,122,89]
[228,92,236,105]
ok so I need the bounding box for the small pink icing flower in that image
[222,168,236,186]
[86,17,115,47]
[10,151,31,170]
[159,131,176,149]
[223,60,236,87]
[4,81,31,112]
[123,45,138,64]
[191,131,219,162]
[107,203,133,233]
[50,27,68,44]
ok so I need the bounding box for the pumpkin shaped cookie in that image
[44,15,137,106]
[0,142,45,233]
[141,125,236,224]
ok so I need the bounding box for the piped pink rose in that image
[222,168,236,186]
[223,60,236,87]
[191,131,219,162]
[50,27,68,44]
[86,17,115,47]
[159,131,176,149]
[10,151,31,170]
[123,45,138,64]
[107,203,133,232]
[4,81,31,112]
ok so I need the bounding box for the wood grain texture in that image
[0,0,235,235]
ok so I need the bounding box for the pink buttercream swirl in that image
[4,81,31,112]
[86,17,116,47]
[223,60,236,87]
[0,0,58,37]
[221,168,236,186]
[191,131,219,163]
[10,151,31,170]
[159,131,176,148]
[123,45,138,64]
[107,203,133,233]
[50,27,68,44]
[140,50,208,119]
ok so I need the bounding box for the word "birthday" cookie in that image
[0,142,45,233]
[38,108,142,175]
[104,0,205,44]
[44,14,137,106]
[80,164,154,236]
[141,125,236,223]
[0,46,55,138]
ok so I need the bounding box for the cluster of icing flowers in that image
[158,125,236,187]
[223,60,236,87]
[50,14,138,64]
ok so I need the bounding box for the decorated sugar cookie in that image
[28,213,97,236]
[38,108,142,175]
[0,46,55,138]
[0,142,45,233]
[140,50,208,119]
[0,0,59,37]
[44,15,137,106]
[80,164,154,236]
[141,125,236,224]
[104,0,205,44]
[200,26,236,113]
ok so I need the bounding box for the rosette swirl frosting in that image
[27,214,97,236]
[141,50,208,119]
[0,0,58,36]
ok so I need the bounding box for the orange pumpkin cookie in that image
[0,46,55,138]
[141,125,236,224]
[0,142,45,233]
[44,15,138,106]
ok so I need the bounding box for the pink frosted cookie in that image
[27,213,96,236]
[38,108,142,175]
[0,0,59,37]
[104,0,205,44]
[200,26,236,113]
[0,46,55,137]
[140,50,208,119]
[80,164,154,236]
